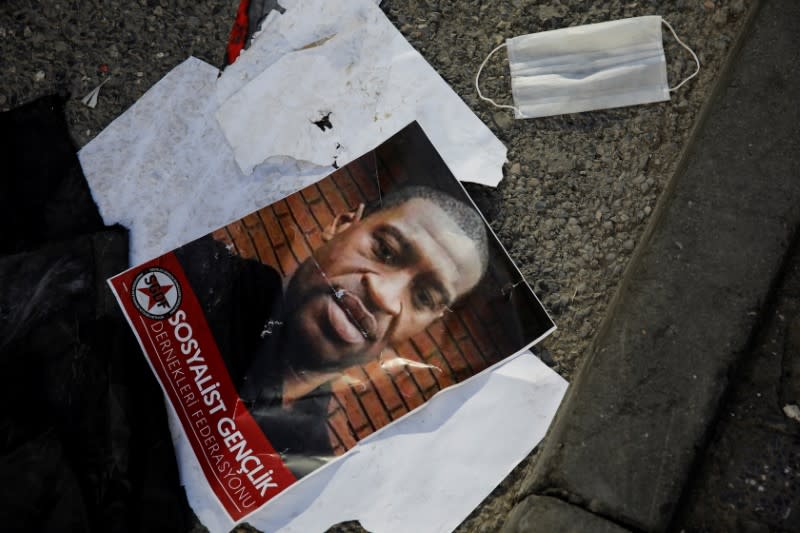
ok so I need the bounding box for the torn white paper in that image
[176,352,566,533]
[784,404,800,423]
[215,0,506,186]
[217,0,381,103]
[81,77,111,109]
[80,54,505,263]
[79,58,331,264]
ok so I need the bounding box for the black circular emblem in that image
[131,267,182,320]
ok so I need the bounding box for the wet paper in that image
[108,123,560,531]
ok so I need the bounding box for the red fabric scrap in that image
[226,0,251,65]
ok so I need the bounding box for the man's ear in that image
[322,203,365,242]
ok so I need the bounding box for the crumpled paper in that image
[79,58,331,265]
[215,0,506,186]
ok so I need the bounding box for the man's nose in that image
[363,271,409,316]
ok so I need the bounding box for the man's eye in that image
[413,287,437,310]
[373,237,397,264]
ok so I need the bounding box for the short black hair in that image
[368,185,490,282]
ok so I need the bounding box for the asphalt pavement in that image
[503,0,800,530]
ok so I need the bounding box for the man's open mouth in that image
[326,289,377,344]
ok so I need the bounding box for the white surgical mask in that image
[475,16,700,119]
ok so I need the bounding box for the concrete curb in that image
[504,495,631,533]
[500,0,800,530]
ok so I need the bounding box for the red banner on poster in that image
[108,252,296,521]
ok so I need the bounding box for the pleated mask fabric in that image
[475,16,700,119]
[507,16,669,118]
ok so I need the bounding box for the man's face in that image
[284,198,483,371]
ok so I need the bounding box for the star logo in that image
[131,267,182,319]
[137,280,174,310]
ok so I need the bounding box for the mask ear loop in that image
[475,42,524,117]
[662,19,701,92]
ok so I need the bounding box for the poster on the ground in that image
[108,122,555,526]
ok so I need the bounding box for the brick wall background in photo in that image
[212,130,541,456]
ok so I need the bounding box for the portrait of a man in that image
[158,123,552,480]
[273,185,488,375]
[173,184,489,476]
